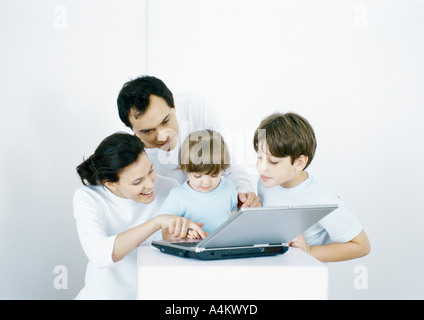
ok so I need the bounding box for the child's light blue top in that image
[258,174,363,246]
[159,177,238,234]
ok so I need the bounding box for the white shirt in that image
[258,174,363,246]
[145,94,253,193]
[73,175,178,300]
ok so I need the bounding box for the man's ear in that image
[294,155,309,172]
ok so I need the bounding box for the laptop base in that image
[152,243,289,260]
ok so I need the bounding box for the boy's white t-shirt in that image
[257,174,362,246]
[72,175,178,300]
[145,94,253,193]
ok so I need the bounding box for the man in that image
[117,75,260,208]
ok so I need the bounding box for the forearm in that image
[112,217,160,262]
[310,242,366,262]
[310,230,371,262]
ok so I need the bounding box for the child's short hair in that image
[179,129,230,175]
[253,112,317,170]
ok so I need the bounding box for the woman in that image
[73,132,205,299]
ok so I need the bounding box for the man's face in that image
[129,95,179,151]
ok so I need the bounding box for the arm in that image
[290,229,371,262]
[156,188,189,241]
[74,189,205,265]
[112,215,206,262]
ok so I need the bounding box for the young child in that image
[159,129,238,236]
[254,112,370,262]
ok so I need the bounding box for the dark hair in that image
[179,129,231,175]
[253,112,317,170]
[76,132,145,186]
[117,75,175,128]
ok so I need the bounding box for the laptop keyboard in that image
[171,241,199,247]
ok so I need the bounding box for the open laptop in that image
[151,204,338,260]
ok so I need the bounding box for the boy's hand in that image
[289,234,311,254]
[238,192,261,208]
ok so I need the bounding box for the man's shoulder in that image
[174,93,209,120]
[174,93,206,109]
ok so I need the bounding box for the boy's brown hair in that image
[253,112,317,169]
[179,129,231,175]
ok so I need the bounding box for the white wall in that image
[1,0,423,299]
[0,0,145,299]
[147,0,424,299]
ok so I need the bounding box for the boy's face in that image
[105,153,157,204]
[129,95,179,151]
[256,142,307,188]
[187,171,223,193]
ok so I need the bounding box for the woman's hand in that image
[156,215,207,240]
[112,215,206,262]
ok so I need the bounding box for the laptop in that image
[151,204,338,260]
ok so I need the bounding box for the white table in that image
[136,244,328,300]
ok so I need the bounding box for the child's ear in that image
[295,155,309,172]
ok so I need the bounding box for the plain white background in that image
[1,0,423,299]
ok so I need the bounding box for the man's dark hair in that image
[117,75,175,128]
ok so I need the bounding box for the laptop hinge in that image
[254,243,288,247]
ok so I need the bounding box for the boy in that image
[254,112,370,262]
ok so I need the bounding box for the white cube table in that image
[136,244,328,300]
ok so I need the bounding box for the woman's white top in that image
[73,175,178,299]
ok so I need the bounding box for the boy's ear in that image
[295,155,309,172]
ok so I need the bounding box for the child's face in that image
[256,142,306,188]
[187,171,223,193]
[105,153,157,204]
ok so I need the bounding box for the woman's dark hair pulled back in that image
[76,132,145,186]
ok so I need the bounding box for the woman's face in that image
[105,152,157,204]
